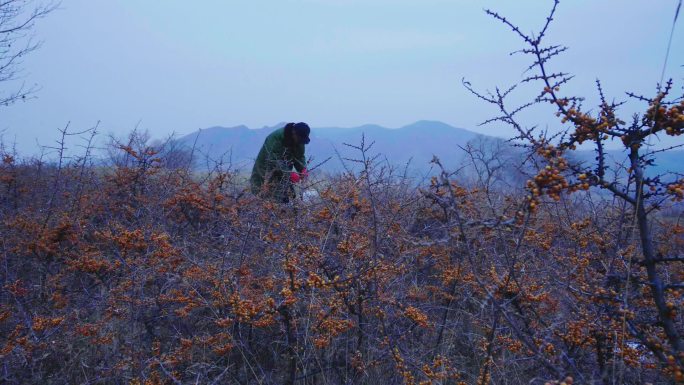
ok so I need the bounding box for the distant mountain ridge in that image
[177,121,484,174]
[176,121,684,178]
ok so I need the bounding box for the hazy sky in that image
[1,0,682,154]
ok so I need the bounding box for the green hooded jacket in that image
[250,127,306,196]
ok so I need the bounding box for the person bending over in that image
[250,122,310,203]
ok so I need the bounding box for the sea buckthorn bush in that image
[0,122,682,385]
[1,1,682,384]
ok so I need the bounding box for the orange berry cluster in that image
[527,153,569,208]
[560,107,603,145]
[665,354,684,383]
[420,355,460,383]
[32,316,65,332]
[646,99,684,136]
[392,348,416,385]
[228,293,260,322]
[666,179,684,201]
[570,173,591,193]
[314,315,353,349]
[305,271,323,288]
[404,306,430,328]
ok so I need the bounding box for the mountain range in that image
[177,121,481,175]
[176,121,683,179]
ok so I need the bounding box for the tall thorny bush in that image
[464,0,684,383]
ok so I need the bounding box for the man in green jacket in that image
[250,122,310,202]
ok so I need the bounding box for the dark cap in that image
[293,122,310,144]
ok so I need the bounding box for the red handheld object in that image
[290,171,300,183]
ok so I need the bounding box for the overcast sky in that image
[1,0,682,154]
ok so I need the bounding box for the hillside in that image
[1,137,682,384]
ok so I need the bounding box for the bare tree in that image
[0,0,58,107]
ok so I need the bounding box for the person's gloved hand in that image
[300,168,309,180]
[290,171,301,183]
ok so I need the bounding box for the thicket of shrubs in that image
[1,1,683,384]
[0,119,681,384]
